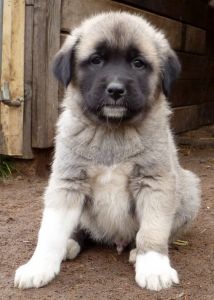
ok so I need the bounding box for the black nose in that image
[106,82,126,100]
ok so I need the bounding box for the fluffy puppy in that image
[15,12,201,291]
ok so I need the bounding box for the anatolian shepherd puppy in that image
[15,12,201,291]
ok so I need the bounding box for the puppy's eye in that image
[90,55,104,65]
[131,58,146,69]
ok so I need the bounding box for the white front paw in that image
[14,258,60,289]
[135,251,179,291]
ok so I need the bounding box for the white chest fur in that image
[80,163,137,244]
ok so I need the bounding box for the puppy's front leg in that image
[135,174,179,291]
[15,188,84,289]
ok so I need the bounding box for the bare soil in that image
[0,147,214,300]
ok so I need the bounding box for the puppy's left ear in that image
[161,50,181,97]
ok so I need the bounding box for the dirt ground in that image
[0,146,214,300]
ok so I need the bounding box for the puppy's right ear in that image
[52,31,80,87]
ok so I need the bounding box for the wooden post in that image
[0,0,3,74]
[22,2,34,158]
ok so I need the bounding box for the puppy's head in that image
[53,12,180,123]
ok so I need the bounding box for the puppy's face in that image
[53,13,181,124]
[78,41,153,122]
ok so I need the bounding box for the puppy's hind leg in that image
[65,239,81,260]
[65,229,87,260]
[129,248,137,264]
[170,169,201,241]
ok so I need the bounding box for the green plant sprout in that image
[0,155,15,179]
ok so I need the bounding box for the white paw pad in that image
[14,258,60,289]
[65,239,81,260]
[135,251,179,291]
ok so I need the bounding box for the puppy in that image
[15,12,201,291]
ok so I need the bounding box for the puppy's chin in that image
[102,106,127,118]
[81,102,147,126]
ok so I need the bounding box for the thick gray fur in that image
[15,12,201,290]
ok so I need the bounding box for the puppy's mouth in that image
[102,105,127,118]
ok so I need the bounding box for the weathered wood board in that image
[0,0,25,156]
[61,0,182,50]
[172,105,200,133]
[115,0,208,29]
[205,59,214,81]
[185,25,206,54]
[200,102,214,125]
[170,80,208,108]
[22,3,34,158]
[172,101,214,133]
[0,0,3,74]
[178,54,207,80]
[32,0,61,148]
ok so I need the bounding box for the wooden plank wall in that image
[60,0,214,135]
[29,0,214,152]
[115,0,214,133]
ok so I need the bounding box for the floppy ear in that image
[161,50,181,97]
[52,31,80,87]
[52,48,75,87]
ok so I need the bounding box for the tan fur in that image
[15,12,201,291]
